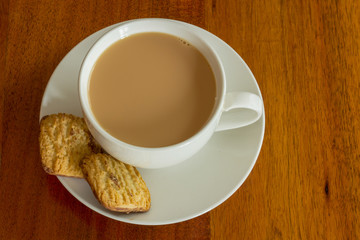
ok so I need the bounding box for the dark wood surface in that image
[1,0,359,239]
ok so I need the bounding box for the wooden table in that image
[1,0,359,239]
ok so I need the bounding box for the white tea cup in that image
[79,19,263,168]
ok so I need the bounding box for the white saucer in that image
[40,19,265,225]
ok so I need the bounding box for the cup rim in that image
[79,18,226,151]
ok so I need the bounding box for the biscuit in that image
[81,153,151,213]
[39,113,101,178]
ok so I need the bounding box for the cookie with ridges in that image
[81,153,151,213]
[39,113,101,178]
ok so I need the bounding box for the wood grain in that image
[0,0,359,239]
[207,0,360,239]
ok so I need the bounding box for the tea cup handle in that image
[215,92,263,131]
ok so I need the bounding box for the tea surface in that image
[89,32,216,147]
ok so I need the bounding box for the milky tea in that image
[89,32,216,148]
